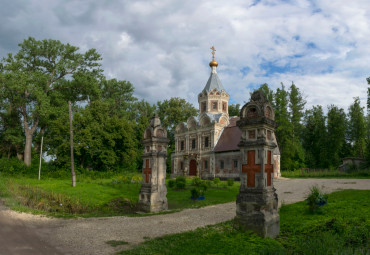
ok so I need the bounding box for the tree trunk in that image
[24,130,33,166]
[69,101,76,187]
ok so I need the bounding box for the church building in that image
[171,47,280,179]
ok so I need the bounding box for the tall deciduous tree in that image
[347,97,366,158]
[228,104,241,116]
[157,97,197,172]
[1,37,102,166]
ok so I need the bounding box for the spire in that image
[203,46,224,92]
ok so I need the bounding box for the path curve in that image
[1,178,369,255]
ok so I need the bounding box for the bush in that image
[175,176,186,189]
[227,178,234,187]
[168,179,175,188]
[190,188,201,200]
[192,177,202,186]
[213,177,221,187]
[305,186,328,212]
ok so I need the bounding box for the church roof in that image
[203,72,225,93]
[214,117,241,152]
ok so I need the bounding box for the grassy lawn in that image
[118,190,370,255]
[0,175,239,217]
[281,168,370,179]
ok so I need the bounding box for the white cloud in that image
[0,0,369,113]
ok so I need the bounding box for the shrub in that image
[168,179,175,188]
[200,182,208,192]
[192,177,202,186]
[213,177,221,187]
[175,176,186,189]
[305,186,328,212]
[227,178,234,187]
[190,188,201,200]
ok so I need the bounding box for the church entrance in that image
[189,160,197,176]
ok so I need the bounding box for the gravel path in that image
[1,178,369,255]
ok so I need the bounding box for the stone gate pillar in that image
[234,91,280,238]
[138,114,169,213]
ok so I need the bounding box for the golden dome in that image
[209,59,218,67]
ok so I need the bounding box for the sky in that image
[1,0,369,112]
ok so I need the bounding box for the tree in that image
[302,106,328,168]
[228,104,240,116]
[157,97,197,172]
[347,97,366,158]
[326,105,347,168]
[258,83,274,106]
[288,83,306,168]
[274,83,293,170]
[1,37,102,166]
[367,77,370,115]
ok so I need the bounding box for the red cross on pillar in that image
[143,159,151,183]
[242,150,261,187]
[264,151,273,186]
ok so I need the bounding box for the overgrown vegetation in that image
[0,175,240,217]
[282,168,370,178]
[118,190,370,254]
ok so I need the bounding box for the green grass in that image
[282,168,370,178]
[0,175,240,217]
[118,190,370,255]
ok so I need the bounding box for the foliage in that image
[348,97,366,158]
[191,177,202,186]
[305,186,328,212]
[119,190,370,255]
[213,177,220,187]
[228,104,240,116]
[281,168,370,178]
[0,176,241,217]
[175,176,186,189]
[1,37,102,166]
[302,106,328,168]
[156,97,197,172]
[167,179,175,188]
[227,178,234,186]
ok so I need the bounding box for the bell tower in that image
[198,46,229,115]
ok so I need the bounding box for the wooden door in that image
[189,160,197,176]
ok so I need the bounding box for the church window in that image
[247,107,257,118]
[180,161,184,170]
[234,160,238,168]
[205,137,209,147]
[204,160,208,169]
[220,160,224,169]
[191,139,196,149]
[248,130,256,139]
[212,102,218,110]
[201,102,206,112]
[267,130,272,140]
[181,141,184,151]
[222,102,227,112]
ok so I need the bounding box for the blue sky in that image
[0,0,369,112]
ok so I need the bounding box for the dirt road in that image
[0,178,369,255]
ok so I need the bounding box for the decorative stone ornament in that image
[138,114,169,212]
[234,90,280,238]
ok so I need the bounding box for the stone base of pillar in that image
[138,184,168,213]
[234,187,280,238]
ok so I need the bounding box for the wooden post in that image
[69,101,76,187]
[38,136,43,180]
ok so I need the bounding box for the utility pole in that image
[38,136,43,180]
[69,101,76,187]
